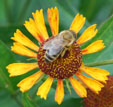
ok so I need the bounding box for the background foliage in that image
[0,0,113,107]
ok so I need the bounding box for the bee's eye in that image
[69,30,76,38]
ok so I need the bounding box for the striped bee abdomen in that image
[44,51,58,63]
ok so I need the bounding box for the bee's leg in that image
[61,48,69,57]
[61,49,66,57]
[61,46,70,58]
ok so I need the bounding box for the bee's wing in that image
[43,39,53,50]
[48,38,64,56]
[43,35,63,50]
[48,45,63,56]
[44,36,64,56]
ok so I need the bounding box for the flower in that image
[84,76,113,107]
[6,7,110,105]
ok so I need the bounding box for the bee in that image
[43,30,76,63]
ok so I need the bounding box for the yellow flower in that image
[6,7,109,105]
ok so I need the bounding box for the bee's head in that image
[60,30,76,41]
[69,30,77,39]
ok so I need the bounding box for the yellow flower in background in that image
[6,7,109,104]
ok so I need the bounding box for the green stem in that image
[65,79,71,94]
[85,59,113,67]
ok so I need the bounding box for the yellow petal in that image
[80,66,109,83]
[6,63,38,77]
[77,24,98,45]
[48,7,59,36]
[37,76,54,100]
[55,79,64,105]
[17,71,43,92]
[11,42,37,58]
[24,18,45,43]
[32,9,49,41]
[76,72,104,94]
[82,40,105,55]
[70,13,86,34]
[69,76,87,97]
[11,29,39,51]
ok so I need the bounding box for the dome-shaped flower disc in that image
[37,39,82,79]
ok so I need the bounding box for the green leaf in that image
[22,92,36,107]
[79,0,104,21]
[79,0,113,24]
[0,68,15,93]
[0,90,19,107]
[1,0,113,27]
[0,0,90,29]
[0,40,22,92]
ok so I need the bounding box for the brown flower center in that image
[37,37,82,79]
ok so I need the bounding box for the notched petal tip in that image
[77,24,98,45]
[76,13,79,16]
[32,8,49,41]
[55,79,64,105]
[37,77,54,100]
[11,42,37,58]
[11,45,14,51]
[9,74,15,77]
[11,29,39,51]
[15,29,20,33]
[80,66,110,84]
[32,12,35,15]
[69,76,87,98]
[17,71,43,93]
[24,20,29,25]
[70,13,86,34]
[7,63,38,77]
[40,9,43,12]
[76,72,104,94]
[48,6,59,36]
[82,40,105,55]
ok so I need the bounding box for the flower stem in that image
[65,79,71,94]
[85,59,113,67]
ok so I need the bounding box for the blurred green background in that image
[0,0,113,107]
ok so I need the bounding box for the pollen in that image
[37,37,82,79]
